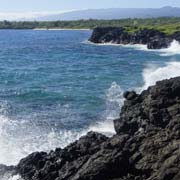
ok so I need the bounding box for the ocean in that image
[0,30,180,170]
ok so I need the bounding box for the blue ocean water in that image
[0,30,180,166]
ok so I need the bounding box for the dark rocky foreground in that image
[2,76,180,180]
[89,27,180,49]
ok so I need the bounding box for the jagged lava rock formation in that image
[5,76,180,180]
[89,27,180,49]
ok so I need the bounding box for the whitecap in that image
[88,40,180,56]
[2,61,180,167]
[8,175,22,180]
[124,40,180,56]
[120,43,148,51]
[88,82,124,136]
[139,61,180,91]
[158,40,180,56]
[0,113,88,166]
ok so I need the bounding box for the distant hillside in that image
[1,17,180,35]
[36,7,180,21]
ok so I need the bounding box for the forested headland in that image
[1,17,180,35]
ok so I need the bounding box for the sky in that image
[1,0,180,12]
[0,0,180,20]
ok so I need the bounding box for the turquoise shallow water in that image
[0,30,180,166]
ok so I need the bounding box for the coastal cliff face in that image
[7,76,180,180]
[89,27,180,49]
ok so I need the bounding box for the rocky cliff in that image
[89,27,180,49]
[2,76,180,180]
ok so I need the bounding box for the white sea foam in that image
[89,40,180,56]
[8,175,22,180]
[0,171,22,180]
[158,40,180,56]
[120,43,148,51]
[86,41,121,47]
[87,41,148,50]
[1,59,180,174]
[0,115,112,167]
[0,80,124,167]
[88,82,124,136]
[0,114,87,166]
[90,61,180,138]
[88,120,115,136]
[124,40,180,56]
[88,61,180,137]
[140,62,180,91]
[81,61,180,137]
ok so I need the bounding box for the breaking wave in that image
[158,40,180,56]
[1,58,180,180]
[0,114,88,166]
[4,175,22,180]
[90,40,180,56]
[0,82,123,169]
[124,40,180,56]
[1,61,180,169]
[88,82,124,136]
[141,62,180,91]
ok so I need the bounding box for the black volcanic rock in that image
[17,132,109,180]
[114,77,180,134]
[89,27,179,49]
[89,27,125,43]
[132,29,166,44]
[7,76,180,180]
[171,31,180,42]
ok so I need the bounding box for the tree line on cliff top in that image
[0,17,180,35]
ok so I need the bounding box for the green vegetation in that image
[0,17,180,35]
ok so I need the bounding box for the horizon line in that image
[0,6,179,21]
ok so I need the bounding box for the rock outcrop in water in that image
[3,76,180,180]
[89,27,180,49]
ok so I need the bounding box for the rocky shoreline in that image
[89,27,180,49]
[2,76,180,180]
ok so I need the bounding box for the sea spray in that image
[130,40,180,56]
[88,82,124,136]
[8,175,22,180]
[2,61,180,167]
[0,113,87,165]
[0,81,124,166]
[141,62,180,90]
[159,40,180,56]
[105,82,124,120]
[0,30,180,171]
[90,40,180,56]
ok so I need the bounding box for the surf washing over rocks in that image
[0,81,121,166]
[1,61,180,165]
[89,27,180,50]
[0,29,180,179]
[7,64,180,180]
[125,40,180,56]
[0,79,124,166]
[91,39,180,56]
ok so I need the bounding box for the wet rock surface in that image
[89,27,180,49]
[5,76,180,180]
